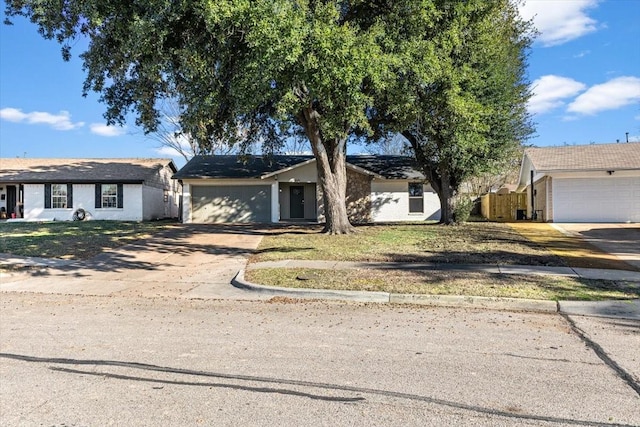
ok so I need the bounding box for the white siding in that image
[142,185,166,220]
[552,176,640,222]
[22,183,144,221]
[370,180,440,222]
[276,162,318,182]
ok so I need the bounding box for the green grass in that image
[245,268,640,301]
[0,220,174,260]
[253,222,564,266]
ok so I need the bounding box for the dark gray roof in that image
[347,155,425,180]
[0,158,177,183]
[173,155,424,180]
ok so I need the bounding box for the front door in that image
[6,186,16,217]
[290,185,305,219]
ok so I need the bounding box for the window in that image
[408,183,424,213]
[51,184,67,208]
[102,184,118,208]
[95,183,123,208]
[44,183,72,209]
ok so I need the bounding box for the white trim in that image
[260,158,316,179]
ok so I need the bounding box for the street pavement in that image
[1,224,639,425]
[1,293,639,426]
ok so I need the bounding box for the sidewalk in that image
[2,254,639,320]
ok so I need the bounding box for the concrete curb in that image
[232,269,559,313]
[232,270,390,302]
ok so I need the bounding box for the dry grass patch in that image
[253,222,563,266]
[245,268,640,301]
[508,222,640,272]
[0,220,174,260]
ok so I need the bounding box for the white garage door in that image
[191,186,272,223]
[553,177,640,222]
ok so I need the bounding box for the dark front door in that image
[290,186,305,219]
[6,185,16,217]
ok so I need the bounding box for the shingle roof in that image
[0,158,177,183]
[525,143,640,172]
[173,155,424,180]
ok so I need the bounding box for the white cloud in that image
[573,50,590,58]
[567,76,640,115]
[519,0,599,46]
[528,75,586,114]
[89,123,126,137]
[0,107,84,130]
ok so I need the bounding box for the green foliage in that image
[453,196,474,224]
[382,0,535,223]
[4,0,534,229]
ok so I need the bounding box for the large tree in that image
[5,0,399,234]
[373,0,535,224]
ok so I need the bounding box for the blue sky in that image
[1,0,639,168]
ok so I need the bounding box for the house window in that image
[408,183,424,213]
[51,184,67,208]
[95,183,123,209]
[102,184,118,208]
[44,183,72,209]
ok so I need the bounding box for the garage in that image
[553,177,640,223]
[191,185,272,223]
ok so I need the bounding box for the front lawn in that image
[0,220,174,260]
[245,268,640,301]
[248,222,640,301]
[252,222,563,266]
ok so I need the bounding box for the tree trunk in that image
[436,172,456,225]
[402,130,456,225]
[298,106,355,234]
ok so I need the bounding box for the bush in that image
[453,197,474,224]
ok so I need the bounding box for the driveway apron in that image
[552,223,640,270]
[0,225,269,300]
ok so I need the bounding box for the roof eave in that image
[260,158,316,179]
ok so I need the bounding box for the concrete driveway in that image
[552,223,640,270]
[0,225,269,300]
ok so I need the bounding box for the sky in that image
[1,0,639,169]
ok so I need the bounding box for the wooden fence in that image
[480,193,527,222]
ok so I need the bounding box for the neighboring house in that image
[0,158,180,221]
[173,155,441,224]
[516,143,640,222]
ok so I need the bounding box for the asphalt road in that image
[1,293,638,427]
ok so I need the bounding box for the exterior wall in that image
[141,168,181,220]
[530,176,550,221]
[180,172,447,224]
[21,183,144,221]
[0,185,6,214]
[276,162,318,183]
[142,185,166,220]
[370,180,440,222]
[527,170,640,223]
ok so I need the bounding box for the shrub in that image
[453,196,474,224]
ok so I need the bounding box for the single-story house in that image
[516,143,640,222]
[0,158,180,221]
[173,155,441,224]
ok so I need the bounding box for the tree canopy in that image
[385,0,535,223]
[5,0,535,229]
